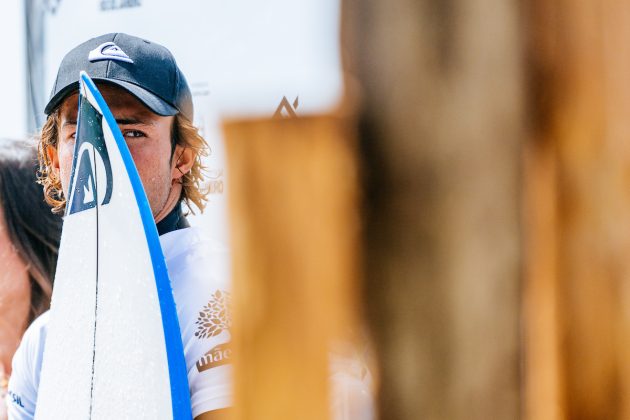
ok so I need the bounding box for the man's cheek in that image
[58,145,75,196]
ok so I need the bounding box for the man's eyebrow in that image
[61,120,77,127]
[115,118,153,126]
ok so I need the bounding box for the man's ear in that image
[171,145,195,180]
[47,145,60,175]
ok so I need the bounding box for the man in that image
[7,33,231,420]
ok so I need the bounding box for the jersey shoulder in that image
[160,227,233,416]
[160,226,231,291]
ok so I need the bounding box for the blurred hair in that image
[0,138,62,323]
[37,110,209,215]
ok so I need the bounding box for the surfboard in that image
[34,72,192,420]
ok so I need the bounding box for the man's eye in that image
[124,130,146,139]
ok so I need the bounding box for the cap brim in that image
[44,78,179,117]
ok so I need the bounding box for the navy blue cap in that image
[44,33,193,121]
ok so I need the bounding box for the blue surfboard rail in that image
[79,72,193,420]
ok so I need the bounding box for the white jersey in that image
[6,227,232,419]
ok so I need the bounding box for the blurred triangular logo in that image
[273,96,299,118]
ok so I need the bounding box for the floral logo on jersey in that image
[195,290,232,339]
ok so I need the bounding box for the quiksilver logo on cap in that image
[88,42,133,64]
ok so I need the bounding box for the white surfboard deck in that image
[35,72,191,420]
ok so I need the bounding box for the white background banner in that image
[33,0,343,243]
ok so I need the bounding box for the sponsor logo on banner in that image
[206,170,224,195]
[191,82,210,97]
[43,0,63,14]
[273,96,300,118]
[100,0,141,11]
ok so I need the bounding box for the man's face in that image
[52,84,177,218]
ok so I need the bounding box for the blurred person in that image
[0,138,61,420]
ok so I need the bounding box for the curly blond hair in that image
[37,110,209,215]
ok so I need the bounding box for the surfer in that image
[8,34,231,420]
[0,139,61,420]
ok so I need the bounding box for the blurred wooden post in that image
[522,2,566,419]
[224,116,361,420]
[343,0,523,419]
[525,1,630,419]
[522,137,564,420]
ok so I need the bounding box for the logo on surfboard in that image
[67,97,114,215]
